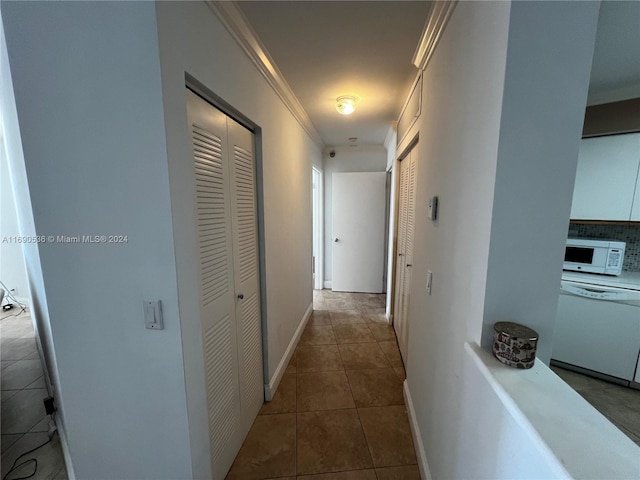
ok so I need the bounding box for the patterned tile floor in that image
[0,308,67,480]
[226,290,420,480]
[551,365,640,446]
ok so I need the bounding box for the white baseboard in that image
[403,380,432,480]
[323,281,332,289]
[264,302,313,401]
[56,416,76,480]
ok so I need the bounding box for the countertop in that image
[561,270,640,291]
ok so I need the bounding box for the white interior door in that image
[187,90,262,479]
[332,172,386,293]
[393,146,417,363]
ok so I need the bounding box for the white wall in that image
[385,127,397,172]
[403,4,508,473]
[0,137,29,304]
[402,1,599,478]
[0,18,64,461]
[323,146,386,285]
[480,1,600,362]
[2,3,193,478]
[3,2,321,477]
[154,3,322,476]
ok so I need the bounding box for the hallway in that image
[226,290,420,479]
[0,309,66,479]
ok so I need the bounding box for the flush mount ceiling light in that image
[336,95,358,115]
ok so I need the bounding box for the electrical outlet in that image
[43,396,56,415]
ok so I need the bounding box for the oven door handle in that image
[561,283,629,301]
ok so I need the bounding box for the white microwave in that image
[563,238,626,276]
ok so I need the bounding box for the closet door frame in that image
[186,77,269,480]
[390,136,419,366]
[186,74,269,386]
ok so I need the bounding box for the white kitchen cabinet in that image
[570,133,640,221]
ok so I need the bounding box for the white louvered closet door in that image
[393,146,417,364]
[186,90,263,479]
[227,117,263,435]
[400,150,417,364]
[394,156,409,361]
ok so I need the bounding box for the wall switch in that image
[144,300,164,330]
[428,196,438,221]
[426,270,433,295]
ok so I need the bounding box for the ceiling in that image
[238,1,639,147]
[238,1,432,147]
[588,0,640,105]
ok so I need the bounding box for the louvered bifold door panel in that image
[399,152,417,363]
[393,157,410,346]
[227,117,263,436]
[186,90,242,479]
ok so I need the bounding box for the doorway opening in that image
[0,118,66,479]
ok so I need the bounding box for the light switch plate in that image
[144,300,164,330]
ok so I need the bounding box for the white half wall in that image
[154,2,322,476]
[323,146,386,283]
[2,3,193,478]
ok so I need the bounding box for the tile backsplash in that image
[568,223,640,272]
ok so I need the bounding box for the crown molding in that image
[206,1,325,147]
[412,1,458,71]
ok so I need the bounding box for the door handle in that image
[334,238,339,243]
[237,294,244,300]
[406,264,412,267]
[398,253,404,257]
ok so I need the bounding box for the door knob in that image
[334,238,339,242]
[237,294,244,300]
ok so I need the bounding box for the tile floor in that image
[1,307,67,480]
[551,365,640,447]
[226,290,420,480]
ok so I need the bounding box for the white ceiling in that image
[238,1,432,147]
[238,1,639,146]
[588,1,640,105]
